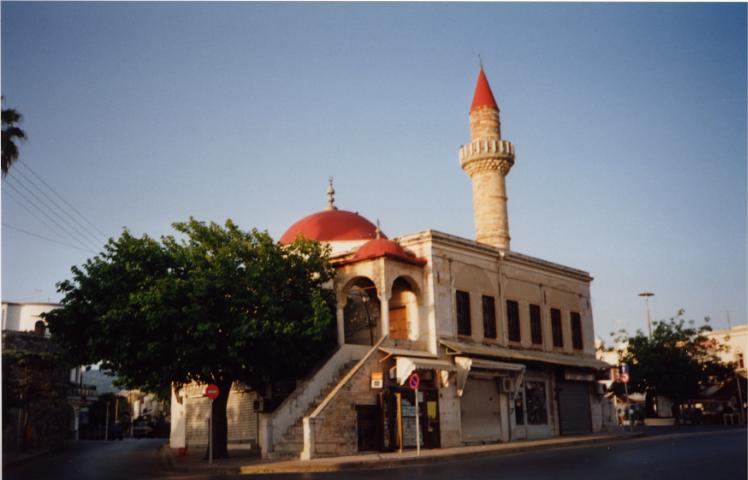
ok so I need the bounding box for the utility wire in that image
[2,223,96,254]
[3,187,81,244]
[4,181,101,252]
[10,166,106,246]
[17,161,108,239]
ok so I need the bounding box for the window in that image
[482,296,497,339]
[571,312,583,350]
[456,291,471,336]
[738,352,744,369]
[551,308,563,347]
[506,300,520,342]
[529,304,542,345]
[514,386,525,425]
[525,381,548,425]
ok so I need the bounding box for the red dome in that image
[351,238,426,266]
[280,210,385,244]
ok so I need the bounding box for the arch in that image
[34,320,46,336]
[388,274,422,303]
[388,276,420,341]
[342,277,381,345]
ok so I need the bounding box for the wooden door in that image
[389,306,408,340]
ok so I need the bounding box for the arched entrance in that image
[389,277,418,341]
[344,278,381,345]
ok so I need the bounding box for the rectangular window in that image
[530,304,542,345]
[571,312,583,350]
[525,381,548,425]
[514,386,525,425]
[456,290,471,336]
[482,296,497,339]
[551,308,563,348]
[506,300,520,342]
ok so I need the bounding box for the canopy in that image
[440,338,611,371]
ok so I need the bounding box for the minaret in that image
[459,67,515,251]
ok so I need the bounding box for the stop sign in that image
[204,384,220,400]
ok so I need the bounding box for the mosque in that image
[170,68,613,459]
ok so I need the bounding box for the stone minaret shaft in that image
[460,68,515,251]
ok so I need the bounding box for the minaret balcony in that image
[459,139,515,170]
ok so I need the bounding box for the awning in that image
[395,356,457,385]
[454,355,525,397]
[379,347,436,360]
[440,338,611,371]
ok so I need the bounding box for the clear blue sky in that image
[2,2,746,339]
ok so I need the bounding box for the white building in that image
[170,67,613,458]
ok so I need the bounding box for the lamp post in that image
[638,292,655,337]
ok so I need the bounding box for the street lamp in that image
[638,292,655,337]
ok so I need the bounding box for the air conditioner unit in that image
[500,377,513,393]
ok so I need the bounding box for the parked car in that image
[132,417,154,439]
[109,422,124,440]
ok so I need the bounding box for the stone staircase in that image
[268,360,359,459]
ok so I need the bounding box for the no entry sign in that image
[408,373,420,390]
[204,384,220,400]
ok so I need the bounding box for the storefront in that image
[376,348,456,451]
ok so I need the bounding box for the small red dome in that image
[280,210,385,244]
[352,238,426,266]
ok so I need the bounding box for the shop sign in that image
[564,370,595,382]
[371,371,383,389]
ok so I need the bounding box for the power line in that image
[4,181,101,252]
[16,161,108,239]
[4,187,81,244]
[3,223,96,254]
[10,165,106,246]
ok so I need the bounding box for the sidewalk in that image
[2,448,51,469]
[161,431,643,475]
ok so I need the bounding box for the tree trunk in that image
[206,379,233,460]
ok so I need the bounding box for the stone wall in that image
[307,351,383,457]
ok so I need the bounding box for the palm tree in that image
[2,97,27,176]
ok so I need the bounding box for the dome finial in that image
[375,219,382,239]
[326,177,337,210]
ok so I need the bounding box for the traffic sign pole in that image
[415,387,420,456]
[408,373,421,456]
[209,400,213,465]
[203,384,220,464]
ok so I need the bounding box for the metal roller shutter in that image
[460,377,501,443]
[558,381,592,434]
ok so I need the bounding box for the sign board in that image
[564,371,596,382]
[371,372,383,389]
[408,372,420,390]
[204,384,220,400]
[619,363,630,383]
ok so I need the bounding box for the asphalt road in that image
[3,428,746,480]
[3,438,168,480]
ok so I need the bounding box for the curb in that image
[239,433,645,475]
[158,445,244,476]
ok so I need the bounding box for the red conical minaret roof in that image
[470,67,498,112]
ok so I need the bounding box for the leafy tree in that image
[2,98,27,176]
[609,310,734,419]
[45,218,336,457]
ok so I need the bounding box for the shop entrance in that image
[384,375,441,451]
